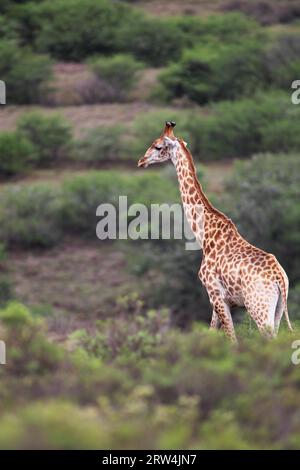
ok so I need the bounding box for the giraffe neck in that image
[171,140,232,251]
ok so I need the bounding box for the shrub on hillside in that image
[17,112,73,166]
[0,131,35,176]
[159,39,266,104]
[89,54,142,102]
[170,12,260,47]
[0,40,52,104]
[130,94,300,161]
[60,171,178,237]
[187,93,291,160]
[14,0,183,65]
[0,184,63,248]
[118,16,183,66]
[264,33,300,88]
[14,0,140,60]
[75,126,126,163]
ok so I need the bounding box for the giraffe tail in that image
[277,271,293,332]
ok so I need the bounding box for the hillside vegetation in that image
[0,0,300,449]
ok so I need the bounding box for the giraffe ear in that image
[163,136,177,148]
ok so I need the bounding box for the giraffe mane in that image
[178,139,237,230]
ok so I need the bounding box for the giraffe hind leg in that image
[245,294,278,338]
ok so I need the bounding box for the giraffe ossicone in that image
[137,121,293,342]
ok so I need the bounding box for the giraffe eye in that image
[155,145,162,151]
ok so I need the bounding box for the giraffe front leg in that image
[213,299,237,343]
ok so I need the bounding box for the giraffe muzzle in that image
[137,157,148,168]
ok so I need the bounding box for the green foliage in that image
[224,153,300,284]
[0,302,62,377]
[118,15,183,66]
[127,240,211,326]
[0,302,300,449]
[130,94,300,161]
[0,131,35,176]
[17,112,73,166]
[13,0,183,65]
[0,40,52,104]
[89,54,142,102]
[0,170,177,246]
[0,183,63,248]
[170,12,260,48]
[264,33,300,88]
[75,125,126,163]
[70,295,171,361]
[60,170,178,237]
[15,0,135,60]
[159,38,266,104]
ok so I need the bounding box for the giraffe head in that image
[137,121,181,168]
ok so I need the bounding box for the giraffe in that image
[137,121,293,342]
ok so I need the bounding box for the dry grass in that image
[136,0,224,17]
[10,240,134,328]
[0,102,165,138]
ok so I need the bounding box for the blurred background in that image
[0,0,300,450]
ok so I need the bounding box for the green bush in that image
[159,39,266,104]
[71,300,171,361]
[264,33,300,88]
[118,16,183,66]
[0,183,63,248]
[0,131,35,176]
[170,12,260,47]
[0,40,52,104]
[75,125,126,163]
[60,170,178,237]
[224,153,300,284]
[17,112,73,166]
[89,54,142,102]
[14,0,183,65]
[188,93,290,160]
[130,94,300,161]
[0,302,62,376]
[15,0,139,60]
[0,310,300,449]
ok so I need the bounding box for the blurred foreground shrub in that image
[89,54,142,102]
[0,302,299,449]
[17,112,73,166]
[0,40,52,104]
[0,131,35,176]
